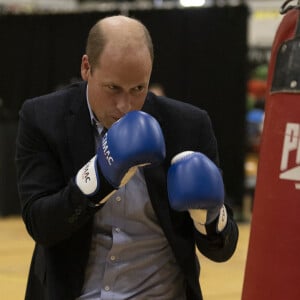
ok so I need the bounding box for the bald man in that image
[81,16,153,129]
[16,16,238,300]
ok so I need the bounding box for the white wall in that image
[0,0,77,11]
[247,0,284,47]
[0,0,286,47]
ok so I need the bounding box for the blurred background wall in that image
[0,0,284,218]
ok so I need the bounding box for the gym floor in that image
[0,217,250,300]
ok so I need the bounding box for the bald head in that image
[86,15,154,73]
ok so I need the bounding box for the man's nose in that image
[116,94,131,113]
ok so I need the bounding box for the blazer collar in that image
[66,82,95,173]
[142,92,164,124]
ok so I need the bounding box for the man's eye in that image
[105,84,120,92]
[133,86,144,93]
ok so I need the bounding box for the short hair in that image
[85,16,154,73]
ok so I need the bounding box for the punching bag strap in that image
[280,0,300,15]
[271,1,300,93]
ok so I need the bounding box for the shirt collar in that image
[86,84,104,131]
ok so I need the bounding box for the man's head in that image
[81,15,154,129]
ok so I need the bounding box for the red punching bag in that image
[242,2,300,299]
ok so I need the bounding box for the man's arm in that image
[16,99,96,246]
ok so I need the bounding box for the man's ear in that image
[81,54,91,81]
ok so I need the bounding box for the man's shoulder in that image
[19,81,87,126]
[144,92,207,119]
[22,81,86,110]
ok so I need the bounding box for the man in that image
[16,15,238,300]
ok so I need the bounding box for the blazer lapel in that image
[142,94,174,237]
[142,93,165,127]
[65,84,95,173]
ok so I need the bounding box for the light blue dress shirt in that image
[77,88,186,299]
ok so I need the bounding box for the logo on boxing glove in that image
[102,133,114,166]
[82,162,91,183]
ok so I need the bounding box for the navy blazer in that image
[16,82,238,300]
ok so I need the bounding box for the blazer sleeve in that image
[15,99,96,247]
[192,110,239,262]
[194,204,239,262]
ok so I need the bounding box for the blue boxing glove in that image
[97,111,166,188]
[167,151,227,235]
[76,111,166,203]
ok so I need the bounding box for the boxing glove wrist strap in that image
[76,156,99,196]
[75,156,115,206]
[189,205,227,235]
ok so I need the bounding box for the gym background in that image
[0,0,282,219]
